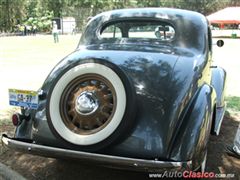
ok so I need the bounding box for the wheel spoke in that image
[68,109,75,116]
[102,105,112,114]
[95,117,103,126]
[101,111,110,118]
[67,100,74,106]
[106,103,113,109]
[95,80,100,87]
[103,94,113,100]
[71,115,78,124]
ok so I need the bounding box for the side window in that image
[101,25,122,38]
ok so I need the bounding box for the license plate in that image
[8,89,38,109]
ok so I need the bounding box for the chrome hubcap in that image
[75,91,99,115]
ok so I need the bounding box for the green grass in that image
[0,35,81,111]
[226,96,240,112]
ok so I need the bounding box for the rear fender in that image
[170,84,216,169]
[211,67,226,107]
[210,67,227,135]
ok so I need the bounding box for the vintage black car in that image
[2,8,226,172]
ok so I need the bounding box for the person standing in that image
[32,25,37,35]
[52,21,59,43]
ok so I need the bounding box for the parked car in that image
[2,8,226,172]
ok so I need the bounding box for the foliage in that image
[0,0,27,32]
[226,96,240,111]
[1,0,240,33]
[23,0,54,32]
[24,11,53,32]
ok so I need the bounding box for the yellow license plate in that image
[8,89,38,109]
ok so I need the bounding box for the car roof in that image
[92,8,205,21]
[79,8,209,53]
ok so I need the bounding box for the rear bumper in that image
[2,134,192,172]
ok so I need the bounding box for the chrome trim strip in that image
[215,103,226,135]
[2,135,192,171]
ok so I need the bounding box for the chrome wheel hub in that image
[75,91,99,115]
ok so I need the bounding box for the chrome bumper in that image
[1,135,192,172]
[214,104,226,135]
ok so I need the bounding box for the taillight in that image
[12,113,20,126]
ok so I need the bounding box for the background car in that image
[2,8,226,172]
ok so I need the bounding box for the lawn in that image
[0,34,80,111]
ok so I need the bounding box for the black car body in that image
[2,8,226,172]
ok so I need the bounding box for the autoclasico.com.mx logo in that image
[149,171,235,179]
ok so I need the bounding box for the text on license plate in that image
[8,89,38,109]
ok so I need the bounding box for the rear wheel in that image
[46,61,136,151]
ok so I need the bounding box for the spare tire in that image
[46,60,136,151]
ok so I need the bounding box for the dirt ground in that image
[0,111,240,180]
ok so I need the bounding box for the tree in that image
[0,0,27,32]
[0,0,238,33]
[39,0,67,17]
[228,0,240,6]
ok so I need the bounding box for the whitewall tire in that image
[48,63,127,146]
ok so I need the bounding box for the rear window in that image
[100,20,175,41]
